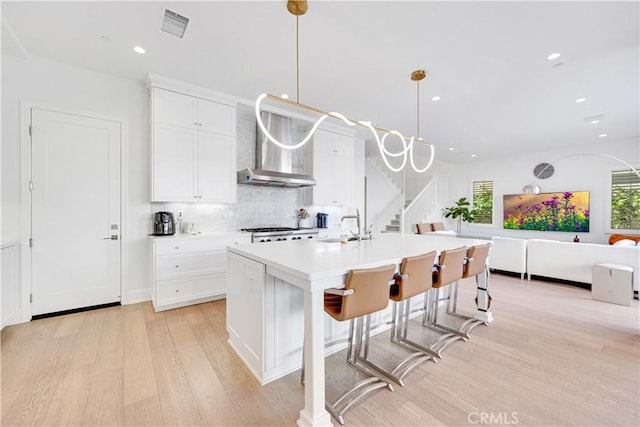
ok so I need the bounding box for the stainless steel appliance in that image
[237,112,316,187]
[153,211,176,236]
[241,227,319,243]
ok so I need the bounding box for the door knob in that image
[103,235,118,240]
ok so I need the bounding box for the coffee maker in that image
[153,211,176,236]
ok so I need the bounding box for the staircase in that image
[384,199,413,233]
[367,156,446,234]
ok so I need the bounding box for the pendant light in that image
[255,1,436,174]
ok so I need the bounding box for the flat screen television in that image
[503,191,590,232]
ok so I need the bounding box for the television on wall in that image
[503,191,590,232]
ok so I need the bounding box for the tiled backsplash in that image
[152,108,345,233]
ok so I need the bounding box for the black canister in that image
[316,212,328,228]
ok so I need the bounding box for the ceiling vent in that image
[161,9,189,39]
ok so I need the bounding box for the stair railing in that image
[400,175,437,234]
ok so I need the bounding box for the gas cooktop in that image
[240,227,318,243]
[241,227,299,233]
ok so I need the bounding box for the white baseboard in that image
[122,288,151,305]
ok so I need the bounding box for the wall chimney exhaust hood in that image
[238,111,316,187]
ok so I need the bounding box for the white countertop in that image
[228,233,488,282]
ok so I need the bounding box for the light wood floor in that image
[2,274,639,426]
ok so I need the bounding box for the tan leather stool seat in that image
[303,264,397,425]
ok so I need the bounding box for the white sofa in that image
[527,238,640,293]
[490,236,528,279]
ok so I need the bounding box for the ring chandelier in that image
[255,1,435,174]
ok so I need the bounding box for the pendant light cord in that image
[416,79,420,139]
[296,15,300,104]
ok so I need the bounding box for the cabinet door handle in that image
[175,246,180,250]
[174,265,180,268]
[249,276,254,281]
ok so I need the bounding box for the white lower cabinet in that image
[226,252,405,385]
[226,252,266,373]
[152,234,250,312]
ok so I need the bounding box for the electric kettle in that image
[153,211,176,236]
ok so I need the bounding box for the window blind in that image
[611,169,640,230]
[472,180,493,224]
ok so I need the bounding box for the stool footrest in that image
[328,377,393,425]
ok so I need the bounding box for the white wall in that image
[1,54,151,304]
[1,55,366,317]
[448,139,639,243]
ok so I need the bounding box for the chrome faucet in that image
[341,211,361,241]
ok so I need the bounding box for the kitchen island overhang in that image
[226,233,493,427]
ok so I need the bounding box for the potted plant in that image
[443,197,476,236]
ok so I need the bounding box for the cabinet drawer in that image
[156,251,225,279]
[156,275,224,305]
[154,236,250,255]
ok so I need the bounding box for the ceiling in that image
[2,1,639,163]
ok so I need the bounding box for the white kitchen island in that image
[226,233,492,427]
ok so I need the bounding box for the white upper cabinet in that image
[151,86,237,203]
[304,128,354,207]
[153,89,198,129]
[197,98,236,135]
[152,88,236,135]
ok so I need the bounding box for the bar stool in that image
[305,264,397,425]
[423,246,469,351]
[387,252,442,369]
[447,243,492,335]
[354,252,438,387]
[416,223,432,234]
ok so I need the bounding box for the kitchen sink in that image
[319,237,359,243]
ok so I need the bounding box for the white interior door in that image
[31,108,121,316]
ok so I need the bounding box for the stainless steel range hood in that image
[238,112,316,187]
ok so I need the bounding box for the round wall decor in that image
[533,162,554,179]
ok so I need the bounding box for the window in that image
[611,169,640,230]
[472,180,493,224]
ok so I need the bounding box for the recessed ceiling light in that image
[133,46,146,54]
[599,133,607,138]
[281,94,289,99]
[470,154,477,158]
[432,96,441,101]
[547,52,561,60]
[448,147,455,151]
[575,97,586,103]
[584,114,605,124]
[99,35,112,43]
[552,62,564,69]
